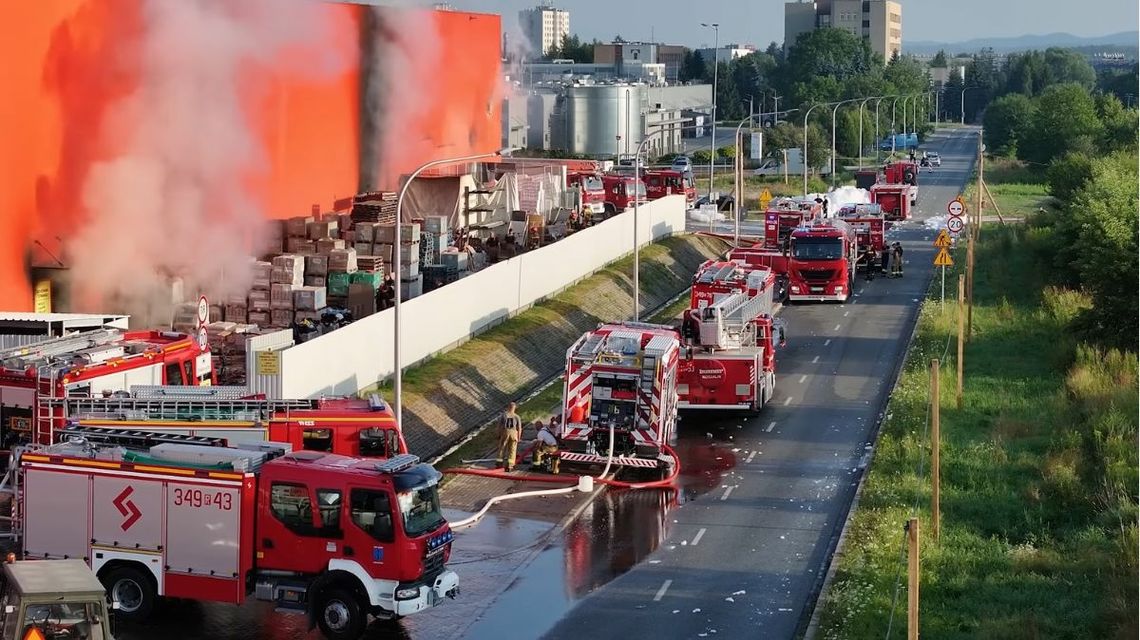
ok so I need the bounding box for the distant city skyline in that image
[450,0,1138,51]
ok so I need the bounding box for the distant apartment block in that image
[519,5,570,58]
[695,44,758,66]
[784,0,901,61]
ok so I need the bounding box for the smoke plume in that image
[67,0,347,322]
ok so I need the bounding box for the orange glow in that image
[0,2,501,312]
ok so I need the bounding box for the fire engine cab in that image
[678,262,782,412]
[0,329,214,450]
[787,219,859,302]
[7,429,457,640]
[559,323,681,476]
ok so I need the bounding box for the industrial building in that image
[519,4,571,58]
[785,0,902,61]
[695,44,758,66]
[593,40,688,83]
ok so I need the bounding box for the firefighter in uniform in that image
[531,419,560,474]
[891,242,904,277]
[496,401,522,472]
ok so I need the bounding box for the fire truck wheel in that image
[315,587,366,640]
[102,566,156,620]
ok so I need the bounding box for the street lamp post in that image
[393,147,515,424]
[802,101,836,197]
[700,22,720,197]
[829,98,861,184]
[858,96,885,170]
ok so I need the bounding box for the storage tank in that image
[564,84,647,157]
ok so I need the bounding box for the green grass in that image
[816,202,1138,636]
[963,156,1054,217]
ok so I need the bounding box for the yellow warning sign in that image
[256,350,281,376]
[933,247,954,267]
[759,188,773,211]
[933,229,952,248]
[33,280,51,314]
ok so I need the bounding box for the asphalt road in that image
[540,127,980,640]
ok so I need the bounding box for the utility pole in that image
[968,133,982,338]
[701,22,720,197]
[907,517,920,640]
[957,274,965,409]
[931,359,941,543]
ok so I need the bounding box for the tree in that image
[546,34,593,63]
[1045,152,1095,203]
[1020,83,1104,165]
[681,49,708,83]
[944,67,965,122]
[930,50,948,68]
[983,94,1035,156]
[781,28,878,101]
[1095,94,1139,153]
[1042,48,1096,89]
[714,62,742,120]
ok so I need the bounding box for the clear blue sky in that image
[448,0,1139,49]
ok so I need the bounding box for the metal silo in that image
[564,84,646,158]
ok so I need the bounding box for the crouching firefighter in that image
[532,418,561,474]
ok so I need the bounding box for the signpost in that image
[933,230,953,305]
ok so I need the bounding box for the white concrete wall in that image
[274,195,686,398]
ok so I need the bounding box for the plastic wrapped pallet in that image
[316,238,345,254]
[400,222,421,243]
[328,248,357,273]
[270,309,293,327]
[305,254,329,277]
[399,262,419,279]
[270,283,296,309]
[285,216,313,238]
[224,304,247,323]
[248,288,271,311]
[304,275,326,287]
[347,283,376,319]
[286,237,316,254]
[248,310,271,327]
[372,242,393,262]
[421,216,448,234]
[374,223,395,244]
[251,261,273,289]
[307,219,337,240]
[271,254,305,281]
[354,242,374,257]
[349,271,383,291]
[440,251,468,273]
[293,286,327,311]
[354,222,375,243]
[400,274,423,300]
[327,272,352,297]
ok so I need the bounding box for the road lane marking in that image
[691,528,707,546]
[843,311,849,317]
[812,355,820,364]
[798,374,807,384]
[834,324,842,331]
[746,451,757,463]
[766,421,777,432]
[720,486,735,500]
[783,396,793,406]
[824,339,832,346]
[653,579,673,601]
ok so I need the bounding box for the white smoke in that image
[69,0,347,323]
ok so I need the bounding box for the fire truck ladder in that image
[696,262,742,284]
[705,292,771,349]
[57,425,230,449]
[0,328,121,369]
[41,396,321,423]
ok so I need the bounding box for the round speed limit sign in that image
[197,295,209,324]
[947,215,965,234]
[947,199,965,217]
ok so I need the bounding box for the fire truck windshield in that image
[792,237,844,261]
[581,176,603,191]
[397,485,444,537]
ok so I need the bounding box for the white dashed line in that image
[691,528,707,547]
[812,355,820,364]
[824,339,832,346]
[746,451,758,463]
[843,311,849,317]
[653,579,673,601]
[834,324,842,331]
[798,374,807,384]
[766,421,777,432]
[783,396,793,406]
[720,486,735,501]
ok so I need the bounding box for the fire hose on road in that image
[445,422,681,530]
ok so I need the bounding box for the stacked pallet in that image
[350,192,397,224]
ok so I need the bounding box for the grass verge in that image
[816,180,1137,638]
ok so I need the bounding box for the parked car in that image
[671,155,693,173]
[927,152,941,167]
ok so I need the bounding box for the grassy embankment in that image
[816,159,1138,639]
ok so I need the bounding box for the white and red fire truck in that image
[0,329,214,450]
[45,385,408,460]
[786,219,859,302]
[837,203,888,253]
[8,428,457,640]
[678,262,782,412]
[870,161,919,221]
[558,322,681,476]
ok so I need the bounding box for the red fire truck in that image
[558,322,681,476]
[836,203,888,252]
[641,169,697,207]
[45,386,407,459]
[678,263,781,412]
[786,219,859,302]
[870,161,919,221]
[761,198,824,250]
[601,174,647,217]
[566,171,607,218]
[0,329,214,449]
[10,429,457,639]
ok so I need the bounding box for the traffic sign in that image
[933,229,952,248]
[933,247,954,267]
[196,327,209,350]
[759,188,773,211]
[197,296,209,325]
[947,216,965,234]
[947,198,965,217]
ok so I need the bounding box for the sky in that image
[448,0,1140,49]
